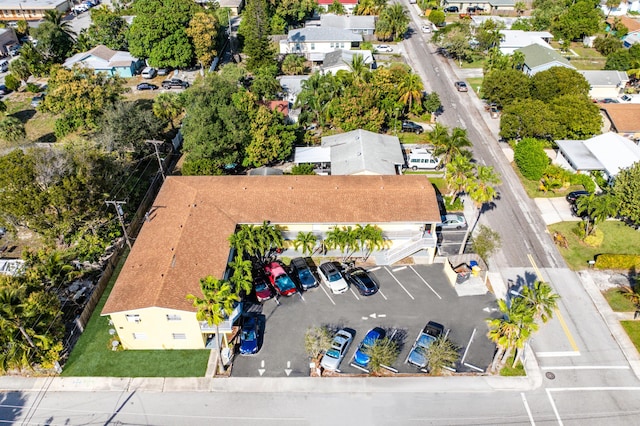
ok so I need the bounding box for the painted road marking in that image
[350,288,360,300]
[541,365,629,370]
[392,266,407,272]
[528,254,579,353]
[409,266,441,299]
[463,363,484,373]
[521,393,536,426]
[378,289,388,300]
[368,266,381,272]
[384,267,414,300]
[319,284,336,306]
[545,389,563,426]
[536,351,581,358]
[460,328,476,365]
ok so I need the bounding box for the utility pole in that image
[106,200,132,249]
[146,139,166,181]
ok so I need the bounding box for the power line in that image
[145,140,166,182]
[105,201,132,249]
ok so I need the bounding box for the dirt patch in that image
[585,269,635,291]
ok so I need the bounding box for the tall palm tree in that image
[43,10,77,40]
[575,193,619,237]
[433,127,472,165]
[228,255,253,297]
[187,276,240,374]
[460,165,501,255]
[356,224,385,261]
[487,297,537,372]
[380,3,409,41]
[153,93,184,130]
[427,122,449,147]
[354,0,377,15]
[445,154,474,200]
[293,231,317,256]
[521,281,560,324]
[397,73,424,113]
[348,54,369,84]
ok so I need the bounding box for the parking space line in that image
[521,393,536,426]
[545,389,564,426]
[378,289,388,300]
[319,284,336,305]
[409,266,442,299]
[350,288,360,300]
[384,267,414,300]
[392,266,407,272]
[463,362,484,373]
[368,266,381,272]
[460,328,476,365]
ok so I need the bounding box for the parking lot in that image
[231,263,498,377]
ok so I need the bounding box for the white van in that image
[0,60,8,73]
[141,67,157,79]
[407,148,441,170]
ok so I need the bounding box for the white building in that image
[577,70,629,100]
[280,27,363,62]
[499,30,554,55]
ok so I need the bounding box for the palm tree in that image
[427,122,450,147]
[153,93,185,130]
[445,154,474,200]
[520,281,560,324]
[348,54,369,84]
[514,1,526,16]
[398,73,424,113]
[354,0,378,15]
[487,297,537,372]
[293,231,317,256]
[228,255,253,297]
[187,276,240,374]
[575,193,619,237]
[433,127,472,165]
[43,10,77,40]
[460,165,501,255]
[356,224,385,261]
[380,3,409,41]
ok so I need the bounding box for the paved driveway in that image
[534,197,580,225]
[231,263,497,377]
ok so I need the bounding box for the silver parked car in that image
[320,329,354,371]
[439,214,467,230]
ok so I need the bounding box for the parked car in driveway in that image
[31,93,45,108]
[444,5,459,12]
[440,214,467,230]
[345,267,379,296]
[375,45,393,53]
[239,315,261,355]
[253,269,274,302]
[290,257,318,290]
[162,78,189,89]
[406,321,445,369]
[264,261,298,296]
[565,190,589,204]
[401,120,424,134]
[353,327,386,369]
[141,67,157,79]
[320,329,354,371]
[454,81,468,92]
[318,262,349,294]
[136,82,158,91]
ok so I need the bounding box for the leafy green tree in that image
[304,326,333,362]
[293,231,317,255]
[514,1,527,16]
[152,92,185,130]
[593,35,623,56]
[291,163,315,175]
[425,336,459,375]
[475,19,505,51]
[187,276,240,374]
[428,10,445,26]
[482,68,530,107]
[238,0,275,71]
[366,337,399,374]
[0,117,26,142]
[531,0,567,31]
[4,74,20,91]
[329,84,385,132]
[549,94,601,139]
[499,99,557,140]
[327,0,347,14]
[513,138,549,181]
[23,248,78,291]
[0,101,6,115]
[8,58,31,85]
[471,225,502,264]
[86,6,129,50]
[551,1,603,41]
[605,46,640,71]
[611,162,640,227]
[31,10,76,63]
[270,0,318,27]
[511,18,533,31]
[186,11,220,69]
[127,0,199,68]
[281,54,308,75]
[250,65,282,101]
[423,92,441,114]
[434,23,473,62]
[530,67,590,103]
[296,72,341,128]
[15,43,46,77]
[244,105,296,168]
[16,20,29,37]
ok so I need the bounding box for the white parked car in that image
[375,45,393,53]
[421,25,431,33]
[318,262,349,294]
[320,329,354,371]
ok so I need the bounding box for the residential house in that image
[0,27,18,57]
[471,16,530,29]
[63,45,143,78]
[516,43,575,76]
[499,30,553,55]
[442,0,515,12]
[280,27,363,62]
[555,132,640,181]
[101,175,441,350]
[318,13,376,35]
[600,104,640,140]
[317,0,359,14]
[0,0,69,21]
[601,0,640,16]
[214,0,244,15]
[578,70,629,100]
[294,129,405,175]
[321,49,374,75]
[277,75,310,105]
[618,16,640,48]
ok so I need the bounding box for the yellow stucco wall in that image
[109,307,205,350]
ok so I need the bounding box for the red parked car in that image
[264,262,298,297]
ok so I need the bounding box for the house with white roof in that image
[600,0,640,17]
[280,27,363,62]
[555,132,640,181]
[63,45,143,77]
[577,70,629,100]
[442,0,515,12]
[499,30,553,55]
[317,0,359,14]
[471,16,530,29]
[316,13,376,35]
[517,44,575,76]
[321,49,374,75]
[294,129,405,175]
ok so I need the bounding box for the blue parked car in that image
[353,327,386,368]
[290,257,318,290]
[239,315,260,355]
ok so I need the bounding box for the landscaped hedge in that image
[595,254,640,270]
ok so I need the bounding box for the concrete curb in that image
[578,270,640,380]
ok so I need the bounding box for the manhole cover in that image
[546,372,556,380]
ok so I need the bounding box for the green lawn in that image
[499,355,525,376]
[466,77,483,94]
[621,321,640,353]
[511,164,585,199]
[547,221,640,271]
[603,288,637,312]
[62,249,210,377]
[3,93,57,147]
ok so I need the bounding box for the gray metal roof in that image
[322,129,404,175]
[320,14,376,30]
[489,0,515,5]
[517,44,572,69]
[287,27,363,43]
[0,0,67,9]
[556,140,603,171]
[322,49,373,68]
[557,132,640,176]
[577,70,629,87]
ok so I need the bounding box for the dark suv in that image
[444,6,459,12]
[289,257,318,290]
[161,78,189,89]
[565,190,590,204]
[401,120,424,134]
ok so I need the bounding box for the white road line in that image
[409,266,442,299]
[536,351,581,358]
[463,362,484,372]
[368,266,381,272]
[460,328,476,365]
[541,365,630,370]
[392,266,407,272]
[350,363,369,373]
[546,389,563,426]
[521,393,536,426]
[350,288,360,300]
[548,387,640,392]
[384,267,414,300]
[319,284,336,306]
[378,289,388,300]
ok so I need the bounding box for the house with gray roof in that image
[516,44,575,76]
[499,30,553,55]
[577,70,629,100]
[555,132,640,181]
[321,49,374,75]
[319,13,376,35]
[63,45,143,77]
[280,27,363,62]
[443,0,514,12]
[294,129,405,175]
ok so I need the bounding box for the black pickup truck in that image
[161,78,189,89]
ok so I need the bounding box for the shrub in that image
[291,163,315,175]
[472,225,502,264]
[583,228,604,247]
[25,83,40,93]
[0,116,26,142]
[304,326,332,361]
[366,337,399,374]
[590,170,608,189]
[570,173,596,193]
[4,73,20,91]
[595,254,640,270]
[513,138,549,181]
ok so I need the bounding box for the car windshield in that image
[328,272,342,282]
[242,330,256,341]
[417,334,436,348]
[299,269,313,282]
[255,282,268,291]
[325,349,340,359]
[276,275,295,290]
